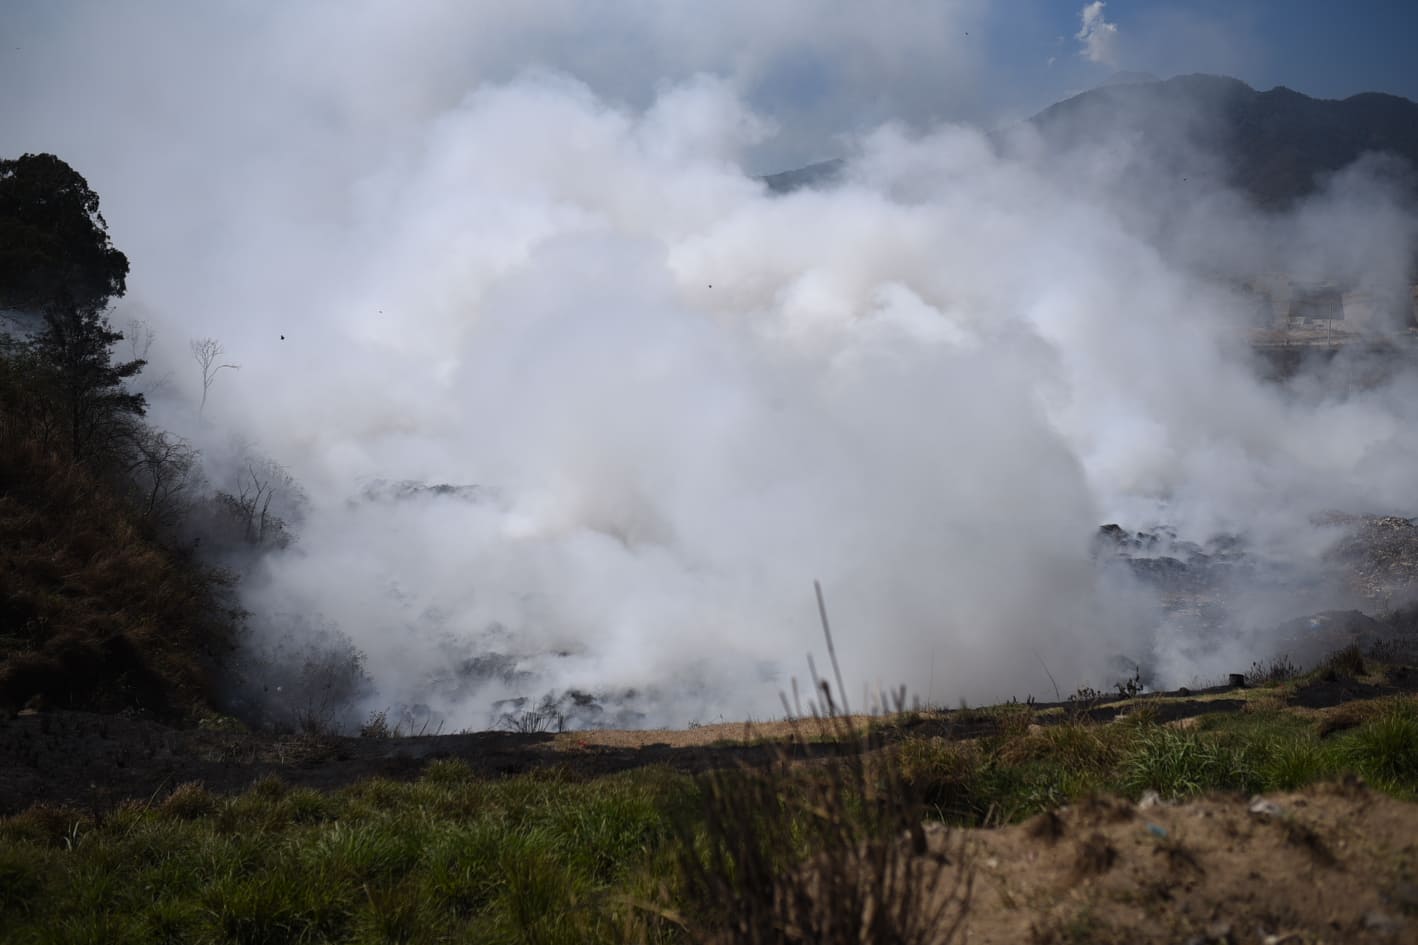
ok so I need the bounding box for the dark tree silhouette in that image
[0,153,144,461]
[28,304,146,459]
[0,153,128,313]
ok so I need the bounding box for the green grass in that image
[1342,697,1418,792]
[0,767,687,945]
[3,692,1416,943]
[894,695,1418,824]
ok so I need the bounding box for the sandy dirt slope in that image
[917,785,1417,944]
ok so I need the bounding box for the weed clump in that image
[159,782,218,821]
[1247,654,1300,687]
[1122,728,1259,799]
[675,682,974,945]
[1322,644,1367,679]
[0,847,45,918]
[1344,699,1418,789]
[1262,735,1336,790]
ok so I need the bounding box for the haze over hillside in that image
[1029,73,1418,209]
[770,74,1418,211]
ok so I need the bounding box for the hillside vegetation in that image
[0,382,234,716]
[1,655,1416,943]
[0,153,238,719]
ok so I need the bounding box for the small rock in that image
[1139,789,1163,809]
[1248,796,1283,817]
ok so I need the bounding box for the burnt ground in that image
[2,515,1417,817]
[0,707,914,815]
[4,664,1418,817]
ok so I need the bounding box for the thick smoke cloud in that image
[3,5,1416,729]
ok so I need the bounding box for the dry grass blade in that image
[673,694,974,944]
[671,583,974,943]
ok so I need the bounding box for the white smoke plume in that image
[1077,2,1122,67]
[3,5,1416,729]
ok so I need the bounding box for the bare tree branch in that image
[190,337,239,415]
[125,318,155,360]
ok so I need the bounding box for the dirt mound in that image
[921,786,1417,944]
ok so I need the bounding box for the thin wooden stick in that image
[814,579,850,716]
[1033,649,1062,702]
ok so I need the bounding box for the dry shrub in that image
[1322,644,1367,679]
[160,782,219,820]
[0,403,236,717]
[1247,654,1300,687]
[999,721,1119,771]
[0,804,90,847]
[673,683,974,945]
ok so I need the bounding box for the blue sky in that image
[2,1,1415,173]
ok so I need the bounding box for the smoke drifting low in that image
[5,6,1416,729]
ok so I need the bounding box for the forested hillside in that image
[0,154,237,718]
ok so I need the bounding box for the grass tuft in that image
[1122,727,1259,799]
[1262,735,1337,790]
[421,758,474,785]
[1343,698,1418,790]
[160,782,219,820]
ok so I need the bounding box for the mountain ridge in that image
[1028,73,1418,208]
[762,74,1418,210]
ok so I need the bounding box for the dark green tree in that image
[30,301,147,458]
[0,154,144,461]
[0,153,128,313]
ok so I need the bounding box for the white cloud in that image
[1076,1,1121,67]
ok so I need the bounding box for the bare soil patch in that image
[920,785,1418,944]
